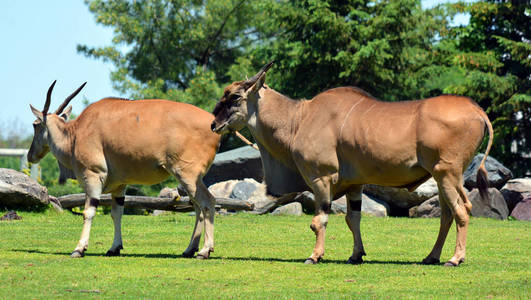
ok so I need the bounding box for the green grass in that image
[1,211,529,299]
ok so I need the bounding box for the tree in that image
[78,0,268,111]
[248,0,447,101]
[426,1,531,176]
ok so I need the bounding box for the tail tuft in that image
[476,164,490,202]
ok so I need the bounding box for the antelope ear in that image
[250,73,266,94]
[30,104,44,121]
[60,105,72,121]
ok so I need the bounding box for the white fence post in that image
[0,148,39,179]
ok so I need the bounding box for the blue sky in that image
[0,0,468,138]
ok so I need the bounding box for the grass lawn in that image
[0,210,529,299]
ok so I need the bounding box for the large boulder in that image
[364,178,439,208]
[208,178,274,213]
[0,168,49,210]
[464,154,512,190]
[500,178,531,212]
[230,181,257,200]
[271,202,303,216]
[510,196,531,221]
[468,188,509,220]
[331,194,390,217]
[203,146,263,186]
[409,196,441,218]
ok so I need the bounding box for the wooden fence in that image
[0,148,39,179]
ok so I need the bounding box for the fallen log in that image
[57,194,254,212]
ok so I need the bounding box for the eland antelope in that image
[211,62,493,266]
[29,81,220,259]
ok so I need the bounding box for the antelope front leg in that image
[106,188,125,256]
[195,182,215,259]
[182,203,204,258]
[71,195,99,258]
[305,178,332,264]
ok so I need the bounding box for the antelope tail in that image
[476,111,494,202]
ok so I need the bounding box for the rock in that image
[331,194,389,217]
[364,178,439,208]
[409,196,441,218]
[464,154,512,190]
[1,210,22,221]
[362,194,390,217]
[500,178,531,212]
[230,181,257,200]
[0,168,49,210]
[468,188,509,220]
[270,202,302,216]
[152,210,169,216]
[203,146,263,186]
[158,187,181,200]
[510,196,531,221]
[208,180,241,198]
[331,198,346,214]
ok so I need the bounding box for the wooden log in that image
[57,194,254,212]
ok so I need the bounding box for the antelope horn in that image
[244,60,275,87]
[42,80,57,115]
[55,82,87,114]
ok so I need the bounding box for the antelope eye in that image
[229,94,241,102]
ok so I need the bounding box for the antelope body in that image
[29,81,220,259]
[211,62,493,266]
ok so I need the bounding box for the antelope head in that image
[211,61,274,134]
[28,81,86,163]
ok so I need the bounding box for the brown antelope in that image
[29,81,220,259]
[211,62,493,266]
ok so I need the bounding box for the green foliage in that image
[1,212,529,298]
[78,0,267,110]
[80,0,529,175]
[431,1,531,176]
[250,0,449,101]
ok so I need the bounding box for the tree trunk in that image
[57,194,254,212]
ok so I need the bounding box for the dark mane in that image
[100,97,134,101]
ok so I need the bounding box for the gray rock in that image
[409,196,441,218]
[152,210,170,216]
[362,194,390,217]
[500,178,531,212]
[468,188,509,220]
[464,154,512,190]
[230,181,257,200]
[208,180,241,198]
[271,202,302,216]
[0,168,49,210]
[331,194,389,217]
[331,198,347,214]
[203,146,263,186]
[364,178,439,208]
[510,196,531,221]
[1,210,22,221]
[158,187,181,199]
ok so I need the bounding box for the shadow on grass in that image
[10,248,428,265]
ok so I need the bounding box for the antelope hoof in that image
[182,248,198,258]
[105,245,123,257]
[304,258,319,265]
[71,250,85,258]
[195,253,209,260]
[347,256,364,265]
[421,257,440,265]
[444,258,464,267]
[195,249,212,260]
